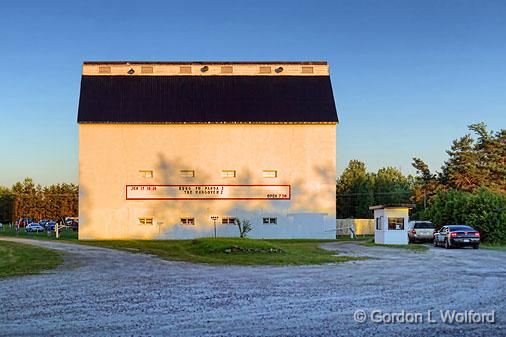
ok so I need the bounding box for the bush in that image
[427,188,506,243]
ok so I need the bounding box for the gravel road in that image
[0,238,504,337]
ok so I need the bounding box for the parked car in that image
[26,223,44,232]
[39,220,49,227]
[408,221,435,242]
[17,218,33,227]
[433,225,480,249]
[44,221,57,231]
[0,222,3,230]
[71,220,78,232]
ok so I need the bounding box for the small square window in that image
[221,170,236,178]
[181,218,195,225]
[388,217,404,230]
[263,217,277,224]
[139,170,154,178]
[180,170,195,178]
[222,217,236,224]
[262,170,277,178]
[139,217,153,225]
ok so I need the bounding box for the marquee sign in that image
[126,184,291,200]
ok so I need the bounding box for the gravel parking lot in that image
[0,238,504,337]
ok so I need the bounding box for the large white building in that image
[77,61,338,239]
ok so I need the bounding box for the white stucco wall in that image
[79,123,336,240]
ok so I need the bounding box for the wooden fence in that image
[336,218,375,236]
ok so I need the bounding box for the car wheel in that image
[444,239,450,249]
[473,244,479,249]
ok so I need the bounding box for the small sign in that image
[126,184,291,200]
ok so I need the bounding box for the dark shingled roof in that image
[77,75,338,123]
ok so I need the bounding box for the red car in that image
[16,218,33,228]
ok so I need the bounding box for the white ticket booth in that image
[370,204,414,245]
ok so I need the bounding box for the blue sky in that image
[0,0,505,186]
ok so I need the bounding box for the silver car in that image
[408,221,435,242]
[26,223,44,232]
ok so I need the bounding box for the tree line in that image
[0,178,78,223]
[337,122,506,243]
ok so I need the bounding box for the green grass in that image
[0,225,78,241]
[0,240,63,278]
[481,243,506,251]
[79,238,367,265]
[360,240,429,252]
[0,225,368,265]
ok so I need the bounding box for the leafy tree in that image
[412,123,506,200]
[234,218,252,238]
[1,178,79,222]
[336,160,413,218]
[336,160,374,218]
[411,123,506,242]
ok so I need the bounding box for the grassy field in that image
[0,240,63,278]
[360,240,429,252]
[0,226,367,265]
[0,225,78,241]
[80,238,367,265]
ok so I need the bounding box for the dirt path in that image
[0,238,504,336]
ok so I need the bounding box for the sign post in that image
[210,216,219,238]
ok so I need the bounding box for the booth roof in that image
[369,204,416,210]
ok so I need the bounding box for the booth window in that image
[139,170,153,178]
[138,217,153,225]
[180,170,195,178]
[388,217,404,230]
[263,217,277,224]
[222,217,236,224]
[221,170,236,178]
[262,170,278,178]
[376,217,382,230]
[181,218,195,225]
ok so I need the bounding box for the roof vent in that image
[259,66,271,74]
[201,66,209,73]
[98,66,111,74]
[301,66,314,74]
[180,66,192,74]
[221,66,233,74]
[127,68,135,74]
[141,66,153,74]
[275,67,284,73]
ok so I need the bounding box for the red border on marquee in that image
[125,184,291,201]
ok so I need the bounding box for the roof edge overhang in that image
[83,61,328,65]
[369,204,416,211]
[77,121,339,125]
[82,61,330,76]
